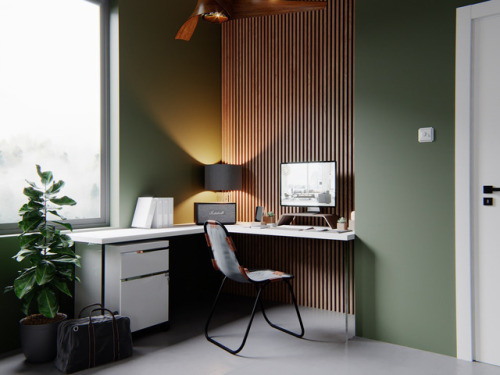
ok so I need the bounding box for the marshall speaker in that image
[195,203,237,225]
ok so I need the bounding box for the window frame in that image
[0,0,110,235]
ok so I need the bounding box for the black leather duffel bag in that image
[55,305,133,373]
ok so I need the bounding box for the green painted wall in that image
[0,0,221,355]
[354,0,484,356]
[117,0,221,226]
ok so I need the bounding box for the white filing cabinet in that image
[76,240,170,332]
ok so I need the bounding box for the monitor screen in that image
[280,161,336,207]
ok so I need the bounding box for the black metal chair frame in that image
[204,221,305,355]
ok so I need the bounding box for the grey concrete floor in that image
[1,295,500,375]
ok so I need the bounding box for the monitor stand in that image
[306,206,321,213]
[277,212,338,229]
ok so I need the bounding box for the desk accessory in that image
[262,211,276,226]
[277,212,338,229]
[349,211,355,230]
[254,206,263,222]
[131,197,155,228]
[250,222,268,228]
[195,203,236,224]
[337,217,347,230]
[132,197,174,228]
[151,198,174,228]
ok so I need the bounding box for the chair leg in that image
[205,277,264,355]
[260,279,305,338]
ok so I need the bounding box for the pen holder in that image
[337,217,347,230]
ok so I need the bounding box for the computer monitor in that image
[280,161,336,210]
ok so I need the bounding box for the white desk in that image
[69,223,353,244]
[70,224,355,337]
[69,224,204,244]
[226,224,355,241]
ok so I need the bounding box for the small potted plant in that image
[337,216,347,230]
[263,211,276,226]
[4,165,80,363]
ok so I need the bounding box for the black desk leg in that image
[344,241,350,342]
[101,244,106,307]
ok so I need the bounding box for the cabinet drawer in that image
[120,273,169,332]
[121,249,169,279]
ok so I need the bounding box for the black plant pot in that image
[19,314,67,363]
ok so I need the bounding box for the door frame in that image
[455,0,500,362]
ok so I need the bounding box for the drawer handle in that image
[137,250,144,254]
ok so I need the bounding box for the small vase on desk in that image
[263,212,276,226]
[337,217,347,230]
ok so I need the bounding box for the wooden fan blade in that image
[231,0,326,18]
[175,15,200,41]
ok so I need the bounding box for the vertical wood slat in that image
[221,0,354,313]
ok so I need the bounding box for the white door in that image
[456,0,500,365]
[471,10,500,367]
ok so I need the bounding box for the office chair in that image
[203,220,305,354]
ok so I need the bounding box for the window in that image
[0,0,109,233]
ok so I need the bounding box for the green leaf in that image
[20,290,35,316]
[57,234,74,247]
[25,180,38,189]
[54,221,73,231]
[37,288,58,318]
[19,201,43,214]
[52,278,72,297]
[48,247,77,257]
[48,210,64,219]
[19,233,43,249]
[27,253,43,267]
[35,261,56,285]
[20,210,43,224]
[52,257,81,267]
[47,180,65,194]
[36,165,53,185]
[13,249,36,262]
[39,225,56,240]
[23,186,43,200]
[13,269,36,299]
[49,196,76,206]
[18,216,43,233]
[57,267,76,281]
[4,285,14,294]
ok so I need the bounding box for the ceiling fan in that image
[176,0,327,41]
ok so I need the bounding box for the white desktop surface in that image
[69,224,203,244]
[227,224,355,241]
[69,223,355,244]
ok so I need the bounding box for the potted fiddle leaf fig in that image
[4,165,80,363]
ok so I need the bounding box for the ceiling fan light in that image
[202,11,229,24]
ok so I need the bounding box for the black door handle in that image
[483,185,500,194]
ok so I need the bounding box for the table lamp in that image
[205,164,242,192]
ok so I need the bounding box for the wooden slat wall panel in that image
[221,0,354,312]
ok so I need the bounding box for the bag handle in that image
[87,308,119,367]
[78,303,104,318]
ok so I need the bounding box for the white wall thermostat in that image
[418,127,434,143]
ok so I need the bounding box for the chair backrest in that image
[204,220,250,283]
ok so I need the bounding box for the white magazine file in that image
[131,197,174,228]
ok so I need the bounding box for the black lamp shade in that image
[205,164,242,191]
